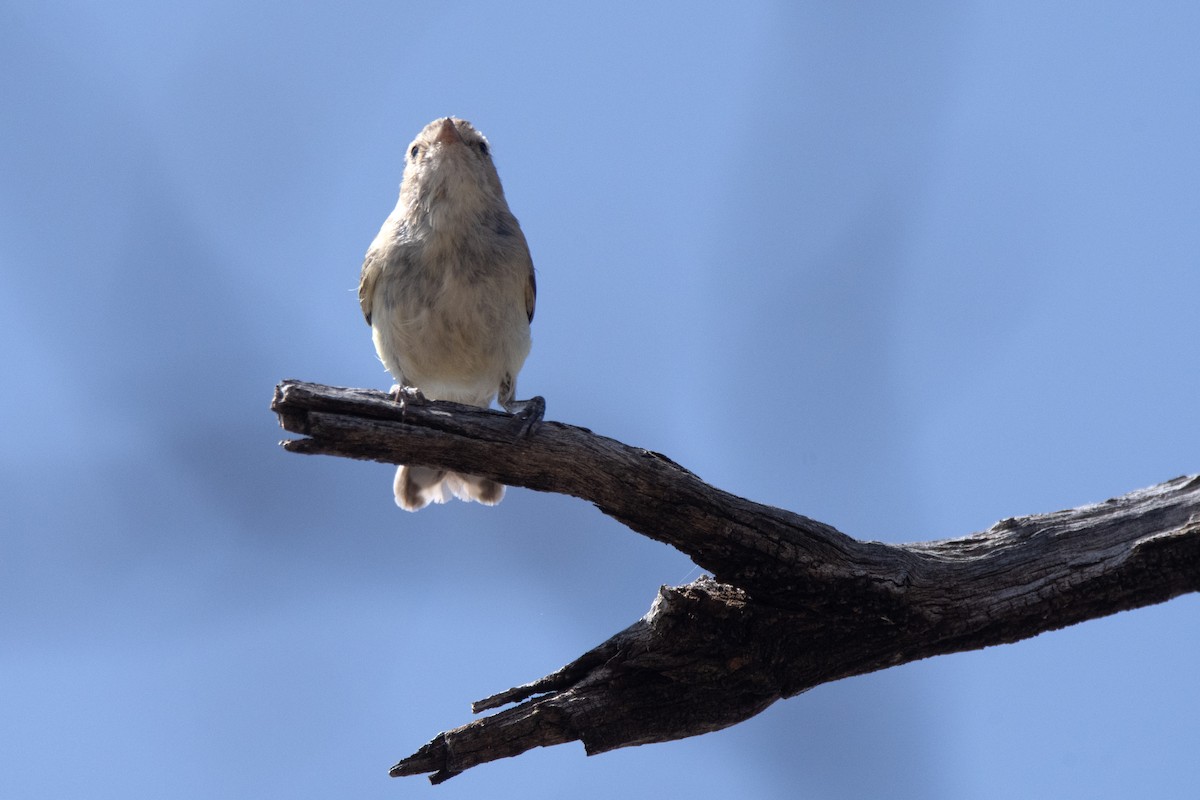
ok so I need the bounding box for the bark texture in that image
[271,379,1200,784]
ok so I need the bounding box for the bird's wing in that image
[358,248,381,326]
[525,263,537,324]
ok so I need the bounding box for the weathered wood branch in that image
[271,379,1200,784]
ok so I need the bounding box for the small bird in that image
[359,117,541,511]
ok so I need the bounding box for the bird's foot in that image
[390,385,428,419]
[502,395,545,438]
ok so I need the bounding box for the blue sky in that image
[3,2,1198,798]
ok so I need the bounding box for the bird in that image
[358,117,542,511]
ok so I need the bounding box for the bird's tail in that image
[393,465,504,511]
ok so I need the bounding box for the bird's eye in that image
[476,141,490,157]
[409,144,421,160]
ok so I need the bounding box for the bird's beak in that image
[435,118,463,145]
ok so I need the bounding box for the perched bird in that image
[359,117,541,511]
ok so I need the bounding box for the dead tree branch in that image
[271,379,1200,784]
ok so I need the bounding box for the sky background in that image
[3,2,1198,798]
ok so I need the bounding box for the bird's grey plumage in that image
[359,117,536,511]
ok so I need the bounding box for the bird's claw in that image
[503,395,545,438]
[390,385,427,404]
[391,385,428,422]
